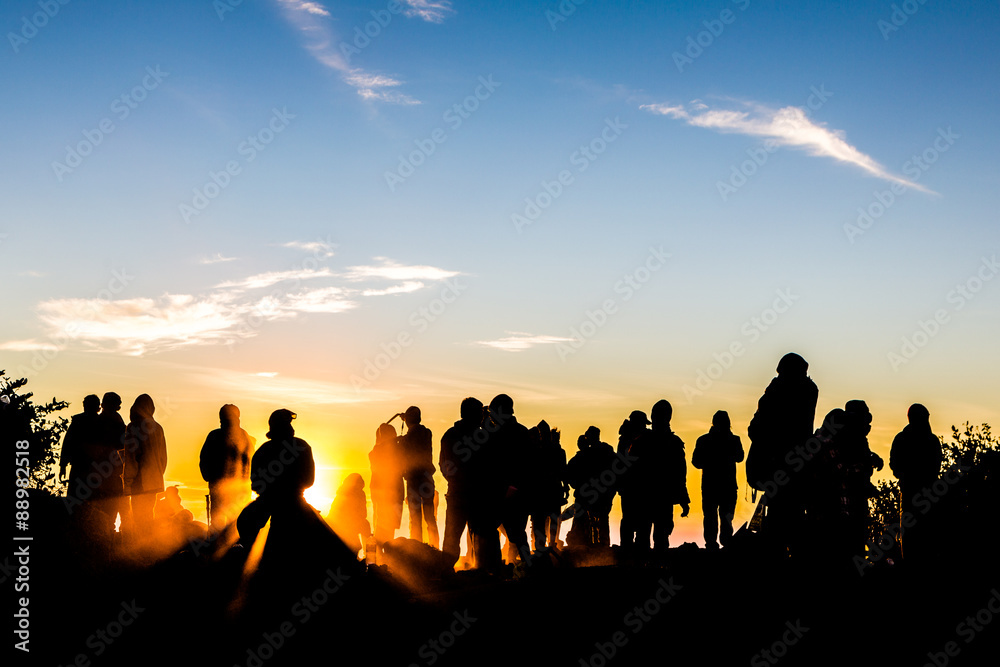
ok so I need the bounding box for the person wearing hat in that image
[618,409,652,554]
[398,406,439,548]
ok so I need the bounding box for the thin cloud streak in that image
[641,100,935,193]
[475,332,577,352]
[271,0,424,105]
[343,257,461,282]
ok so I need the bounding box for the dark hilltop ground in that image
[16,490,1000,667]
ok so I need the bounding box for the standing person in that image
[840,400,883,557]
[692,410,744,549]
[399,406,439,548]
[199,404,256,529]
[440,397,484,566]
[370,422,404,547]
[529,421,567,551]
[122,394,167,539]
[632,400,689,557]
[618,410,652,554]
[889,404,943,562]
[93,392,127,537]
[747,353,819,553]
[565,426,617,547]
[59,394,102,510]
[489,394,533,565]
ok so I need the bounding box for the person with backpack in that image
[746,353,819,554]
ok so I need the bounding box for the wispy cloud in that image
[279,239,336,258]
[216,267,336,291]
[199,253,238,265]
[18,270,46,278]
[278,0,330,16]
[22,255,459,356]
[361,281,425,296]
[641,99,934,193]
[343,257,460,282]
[0,339,60,352]
[400,0,454,23]
[474,332,577,352]
[271,0,432,105]
[195,367,368,405]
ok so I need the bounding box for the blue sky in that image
[2,0,998,537]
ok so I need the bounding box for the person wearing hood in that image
[122,393,168,537]
[747,353,819,552]
[692,410,745,549]
[327,473,371,557]
[889,404,943,562]
[199,404,256,528]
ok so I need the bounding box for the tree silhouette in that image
[1,370,69,494]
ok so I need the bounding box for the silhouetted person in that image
[398,406,439,548]
[747,353,818,553]
[618,410,652,553]
[440,397,484,566]
[490,394,533,564]
[529,421,568,551]
[59,394,101,507]
[565,426,617,547]
[199,404,256,529]
[629,400,689,557]
[692,410,744,549]
[327,473,371,557]
[370,422,404,546]
[237,409,359,609]
[123,394,168,539]
[889,404,942,562]
[840,400,883,556]
[92,392,127,537]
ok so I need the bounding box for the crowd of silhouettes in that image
[54,352,975,583]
